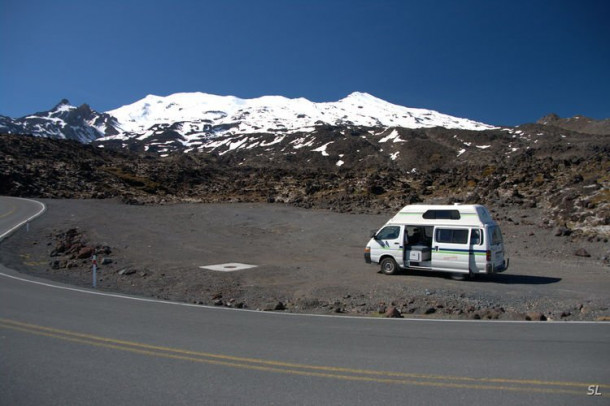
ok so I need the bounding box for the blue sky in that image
[1,0,608,126]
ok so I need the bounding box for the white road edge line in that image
[0,271,606,325]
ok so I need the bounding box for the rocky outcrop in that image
[48,228,111,270]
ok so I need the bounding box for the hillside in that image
[2,125,608,237]
[537,113,610,135]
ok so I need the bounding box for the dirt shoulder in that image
[1,199,609,321]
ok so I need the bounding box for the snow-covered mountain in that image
[1,92,497,155]
[0,100,119,143]
[98,91,496,155]
[107,91,493,135]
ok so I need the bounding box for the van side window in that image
[376,226,400,240]
[423,210,461,220]
[435,228,469,244]
[470,229,482,245]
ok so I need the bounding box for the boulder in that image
[263,301,286,311]
[525,312,547,321]
[384,307,402,318]
[76,246,94,259]
[554,227,572,237]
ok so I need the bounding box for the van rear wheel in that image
[380,257,398,275]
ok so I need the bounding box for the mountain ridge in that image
[0,99,119,143]
[537,113,610,135]
[1,92,495,146]
[3,93,608,146]
[2,93,607,168]
[105,91,495,137]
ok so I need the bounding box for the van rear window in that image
[490,226,503,244]
[423,210,461,220]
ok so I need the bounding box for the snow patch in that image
[312,142,333,156]
[379,129,404,143]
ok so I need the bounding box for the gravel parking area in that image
[1,199,609,320]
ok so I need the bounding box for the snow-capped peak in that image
[0,99,119,143]
[340,91,387,104]
[51,99,74,113]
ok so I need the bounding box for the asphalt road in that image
[0,196,45,241]
[1,197,609,405]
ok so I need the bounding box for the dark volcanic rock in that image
[1,126,609,238]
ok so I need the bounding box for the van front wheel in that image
[380,257,398,275]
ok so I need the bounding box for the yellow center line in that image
[0,204,17,219]
[0,318,604,395]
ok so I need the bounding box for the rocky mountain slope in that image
[537,113,610,135]
[2,122,608,238]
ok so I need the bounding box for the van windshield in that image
[490,226,503,245]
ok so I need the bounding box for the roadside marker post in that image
[92,255,97,288]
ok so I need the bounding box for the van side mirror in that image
[371,230,378,239]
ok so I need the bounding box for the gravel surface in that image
[2,199,609,321]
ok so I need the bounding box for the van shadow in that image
[397,269,561,285]
[475,273,562,285]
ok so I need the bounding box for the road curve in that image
[0,196,45,241]
[1,197,609,405]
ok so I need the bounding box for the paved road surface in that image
[0,196,45,241]
[1,197,608,405]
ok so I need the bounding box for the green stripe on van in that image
[438,250,486,256]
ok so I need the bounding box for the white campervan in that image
[364,204,508,278]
